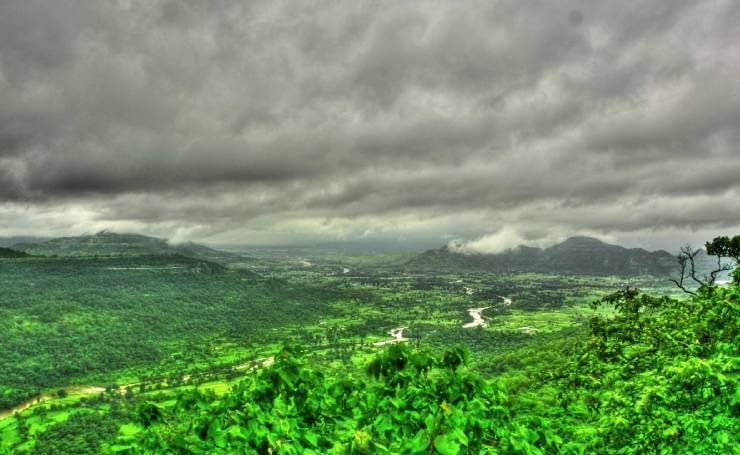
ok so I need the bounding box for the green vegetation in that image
[0,234,737,453]
[0,247,27,258]
[125,281,737,453]
[0,253,346,410]
[133,345,537,453]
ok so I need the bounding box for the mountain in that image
[406,236,678,276]
[12,232,246,264]
[0,247,28,258]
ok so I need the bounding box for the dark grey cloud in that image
[0,0,738,248]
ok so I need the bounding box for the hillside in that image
[0,247,28,258]
[132,283,738,453]
[12,232,245,265]
[0,237,49,248]
[407,236,678,276]
[0,253,335,413]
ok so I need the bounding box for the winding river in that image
[462,307,490,328]
[463,296,512,328]
[373,327,408,346]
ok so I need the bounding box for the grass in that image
[0,417,19,448]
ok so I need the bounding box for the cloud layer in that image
[1,0,739,249]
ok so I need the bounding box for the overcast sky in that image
[1,0,738,252]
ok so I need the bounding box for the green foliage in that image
[29,411,121,455]
[131,344,562,454]
[546,284,739,452]
[706,235,740,263]
[706,235,740,284]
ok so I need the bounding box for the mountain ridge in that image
[12,232,246,265]
[406,236,678,276]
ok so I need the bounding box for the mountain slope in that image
[0,236,49,248]
[539,236,677,275]
[0,247,28,258]
[406,236,677,276]
[13,232,245,264]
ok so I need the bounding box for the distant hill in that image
[13,232,246,265]
[0,247,28,258]
[0,236,49,248]
[406,236,679,277]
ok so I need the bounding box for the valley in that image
[0,233,735,453]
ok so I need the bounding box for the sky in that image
[0,0,739,253]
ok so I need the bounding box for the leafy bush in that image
[131,344,563,454]
[30,411,121,455]
[546,284,739,452]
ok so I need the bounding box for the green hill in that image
[13,232,246,265]
[0,253,338,413]
[0,247,28,258]
[407,236,677,276]
[0,236,49,248]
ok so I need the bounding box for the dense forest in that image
[0,253,350,410]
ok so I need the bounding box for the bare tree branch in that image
[707,255,733,285]
[671,241,736,294]
[670,245,702,295]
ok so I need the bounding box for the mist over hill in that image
[407,236,679,277]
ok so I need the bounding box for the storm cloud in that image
[0,0,739,249]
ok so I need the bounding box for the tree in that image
[705,235,740,284]
[670,238,737,294]
[705,235,740,262]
